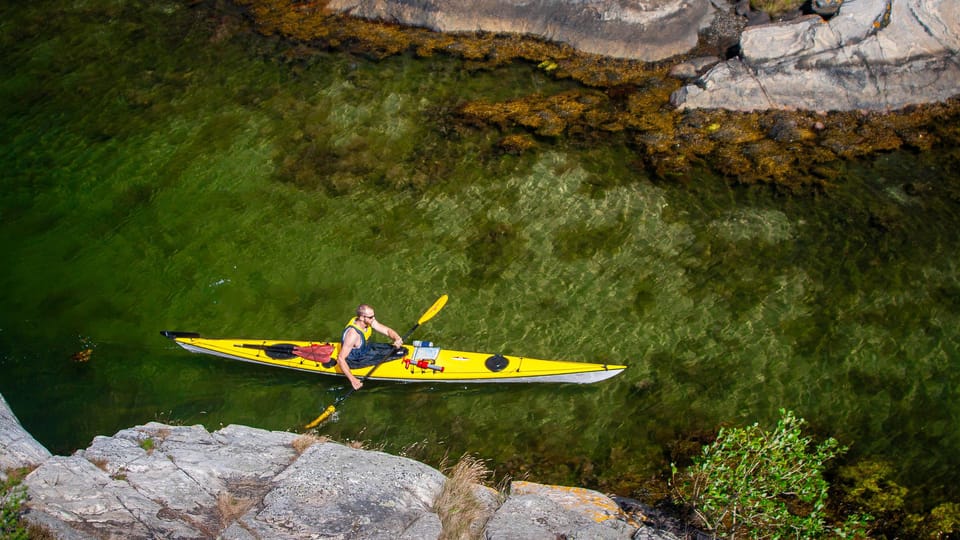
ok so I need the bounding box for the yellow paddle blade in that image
[418,294,448,325]
[305,404,336,429]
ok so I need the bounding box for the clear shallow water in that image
[2,0,959,508]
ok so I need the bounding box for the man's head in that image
[356,304,375,323]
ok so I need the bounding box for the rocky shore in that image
[1,394,673,539]
[312,0,960,111]
[327,0,716,62]
[672,0,960,111]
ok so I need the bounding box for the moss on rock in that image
[236,0,960,190]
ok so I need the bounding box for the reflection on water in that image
[1,0,959,510]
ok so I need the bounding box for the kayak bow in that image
[160,331,626,384]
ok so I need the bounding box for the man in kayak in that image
[338,304,404,390]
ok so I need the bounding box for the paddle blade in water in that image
[305,405,337,429]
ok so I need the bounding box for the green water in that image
[2,0,959,510]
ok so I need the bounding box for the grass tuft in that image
[217,491,254,529]
[139,437,155,454]
[435,454,495,540]
[292,434,327,455]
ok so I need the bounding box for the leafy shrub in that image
[671,409,868,538]
[2,470,30,540]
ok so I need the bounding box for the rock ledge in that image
[327,0,715,61]
[0,394,673,539]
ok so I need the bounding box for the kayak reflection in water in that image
[338,304,404,390]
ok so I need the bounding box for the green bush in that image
[1,473,29,540]
[671,409,869,539]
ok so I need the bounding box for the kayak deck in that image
[161,332,626,384]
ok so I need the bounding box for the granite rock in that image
[1,393,678,539]
[671,0,960,111]
[0,394,50,480]
[328,0,717,61]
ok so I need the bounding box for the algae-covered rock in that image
[236,0,960,188]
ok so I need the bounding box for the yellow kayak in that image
[161,331,626,384]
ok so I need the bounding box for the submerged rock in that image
[811,0,843,17]
[668,56,722,80]
[671,0,960,111]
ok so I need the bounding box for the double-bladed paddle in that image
[304,294,448,429]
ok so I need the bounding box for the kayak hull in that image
[162,332,626,384]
